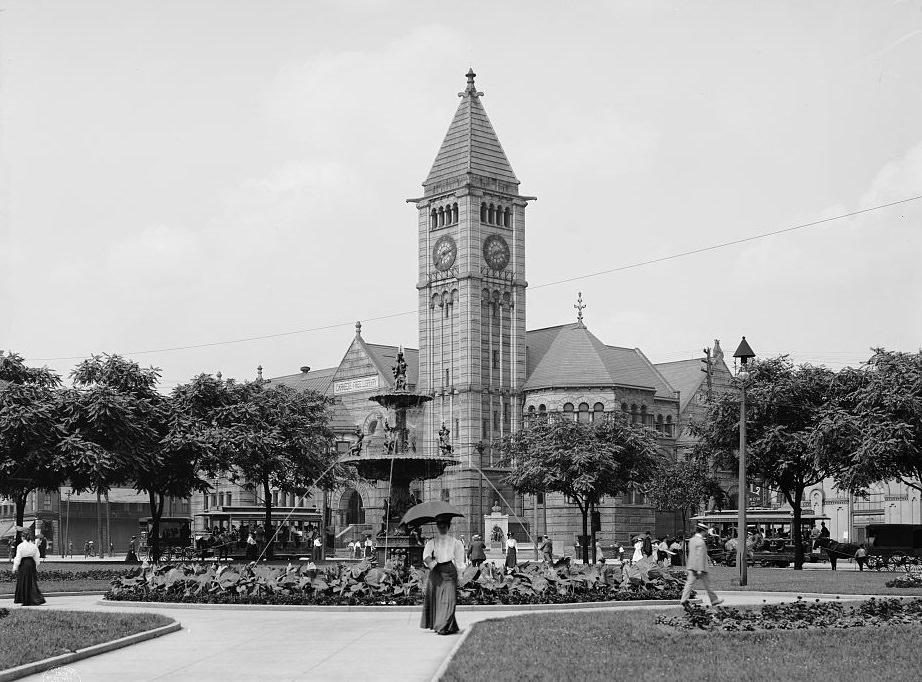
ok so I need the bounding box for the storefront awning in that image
[0,521,17,539]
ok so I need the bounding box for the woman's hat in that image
[696,523,709,531]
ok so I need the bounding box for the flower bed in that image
[104,558,688,606]
[656,596,922,632]
[885,572,922,589]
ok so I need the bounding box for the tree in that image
[499,412,661,564]
[645,459,724,532]
[207,379,344,558]
[691,357,851,569]
[60,355,212,562]
[829,350,922,495]
[0,352,66,545]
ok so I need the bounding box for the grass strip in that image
[703,565,922,596]
[0,580,112,595]
[0,609,173,671]
[443,607,922,682]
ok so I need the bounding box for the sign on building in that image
[333,375,380,395]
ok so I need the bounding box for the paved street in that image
[2,589,879,682]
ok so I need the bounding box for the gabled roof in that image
[364,344,420,389]
[265,366,337,395]
[654,359,706,412]
[424,69,519,188]
[524,323,676,398]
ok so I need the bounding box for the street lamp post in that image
[733,336,756,587]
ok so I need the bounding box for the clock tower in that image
[410,69,534,534]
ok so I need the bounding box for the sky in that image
[1,0,921,392]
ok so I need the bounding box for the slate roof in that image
[654,359,706,412]
[364,344,420,389]
[424,71,519,188]
[523,323,677,398]
[265,366,337,395]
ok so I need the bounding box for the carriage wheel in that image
[890,553,909,572]
[866,555,883,571]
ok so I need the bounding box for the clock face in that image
[483,234,510,271]
[432,235,457,271]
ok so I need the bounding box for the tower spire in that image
[459,67,483,99]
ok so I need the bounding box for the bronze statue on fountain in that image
[341,347,457,567]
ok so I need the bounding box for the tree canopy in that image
[0,352,66,542]
[829,350,922,495]
[691,356,851,569]
[499,412,661,563]
[645,458,724,531]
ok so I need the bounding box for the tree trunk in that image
[589,501,597,564]
[149,490,164,563]
[790,489,805,570]
[15,493,27,545]
[263,476,273,559]
[579,499,589,564]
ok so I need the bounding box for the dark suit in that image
[467,539,486,566]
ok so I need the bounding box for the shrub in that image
[104,559,689,606]
[885,572,922,589]
[656,596,922,632]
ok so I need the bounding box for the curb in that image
[0,621,181,682]
[429,627,473,682]
[96,597,691,613]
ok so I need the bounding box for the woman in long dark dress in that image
[504,531,518,573]
[12,530,45,606]
[420,516,465,635]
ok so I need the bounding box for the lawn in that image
[704,565,922,596]
[442,608,922,682]
[0,609,174,671]
[0,579,112,595]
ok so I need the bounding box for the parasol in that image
[401,501,464,527]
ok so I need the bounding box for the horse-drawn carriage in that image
[691,508,830,568]
[819,524,922,572]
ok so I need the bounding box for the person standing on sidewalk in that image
[680,523,723,607]
[467,534,486,567]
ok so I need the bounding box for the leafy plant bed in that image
[0,609,173,671]
[656,596,922,632]
[105,558,688,606]
[442,608,922,682]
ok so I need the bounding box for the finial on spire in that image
[256,365,263,382]
[459,67,484,99]
[355,321,362,337]
[574,292,587,327]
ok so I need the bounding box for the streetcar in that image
[690,508,831,568]
[138,516,195,561]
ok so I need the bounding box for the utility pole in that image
[96,490,103,559]
[701,347,714,402]
[105,493,111,558]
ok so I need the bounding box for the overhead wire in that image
[23,193,922,363]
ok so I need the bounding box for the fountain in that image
[342,347,457,568]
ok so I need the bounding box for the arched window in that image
[488,204,495,224]
[438,207,445,227]
[480,203,487,222]
[630,404,638,424]
[430,209,437,230]
[538,404,546,414]
[656,414,664,433]
[593,402,604,422]
[504,208,511,227]
[578,402,590,423]
[665,415,673,437]
[452,203,459,223]
[563,403,575,421]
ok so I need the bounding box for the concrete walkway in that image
[2,590,879,682]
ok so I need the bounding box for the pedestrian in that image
[12,529,45,606]
[504,531,517,573]
[67,539,73,558]
[595,537,606,564]
[36,534,47,559]
[347,540,355,558]
[539,534,554,566]
[642,531,654,558]
[632,535,644,565]
[820,522,830,539]
[125,536,139,563]
[616,542,625,564]
[826,546,838,571]
[420,515,464,636]
[680,523,723,607]
[245,532,258,561]
[855,543,867,571]
[669,536,683,566]
[83,540,90,558]
[467,534,486,567]
[312,535,322,562]
[364,535,374,558]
